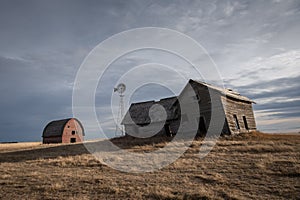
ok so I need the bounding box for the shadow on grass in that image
[3,132,292,163]
[0,142,89,163]
[0,135,176,163]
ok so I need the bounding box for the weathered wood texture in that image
[123,79,256,137]
[221,96,256,134]
[190,81,230,136]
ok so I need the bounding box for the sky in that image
[0,0,299,142]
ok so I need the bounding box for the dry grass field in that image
[0,132,299,199]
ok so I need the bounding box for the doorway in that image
[164,124,172,137]
[198,116,207,135]
[70,138,76,143]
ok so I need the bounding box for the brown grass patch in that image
[0,132,299,199]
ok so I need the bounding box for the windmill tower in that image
[114,83,126,137]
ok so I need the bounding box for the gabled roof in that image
[190,79,255,103]
[42,118,84,137]
[121,80,255,125]
[121,97,178,125]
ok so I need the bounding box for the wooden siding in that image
[124,122,165,138]
[123,79,256,137]
[190,81,229,136]
[221,96,256,134]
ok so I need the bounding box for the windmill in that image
[114,83,126,137]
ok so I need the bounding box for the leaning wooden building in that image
[42,118,84,144]
[122,79,256,137]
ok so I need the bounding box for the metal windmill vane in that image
[114,83,126,136]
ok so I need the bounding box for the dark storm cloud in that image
[0,55,74,141]
[0,0,136,53]
[0,0,300,141]
[225,74,300,122]
[235,75,300,100]
[254,100,300,112]
[266,110,300,119]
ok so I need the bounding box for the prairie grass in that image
[0,131,299,199]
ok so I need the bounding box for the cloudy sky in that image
[0,0,299,142]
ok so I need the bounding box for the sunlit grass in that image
[0,131,299,199]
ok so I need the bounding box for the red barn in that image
[42,118,84,144]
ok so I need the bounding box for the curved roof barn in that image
[42,118,84,143]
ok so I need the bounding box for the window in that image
[72,130,76,135]
[233,115,240,130]
[243,116,249,130]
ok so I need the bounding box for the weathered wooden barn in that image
[42,118,84,144]
[122,96,178,138]
[122,79,256,137]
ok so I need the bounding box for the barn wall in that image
[189,81,228,136]
[125,122,166,138]
[61,119,84,143]
[169,119,180,134]
[176,82,206,135]
[43,136,62,144]
[123,81,255,137]
[221,96,256,134]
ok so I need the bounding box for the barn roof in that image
[121,80,254,125]
[42,118,84,137]
[121,96,178,125]
[190,79,255,103]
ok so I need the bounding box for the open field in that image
[0,132,299,199]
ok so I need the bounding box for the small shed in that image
[122,97,178,137]
[42,118,84,144]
